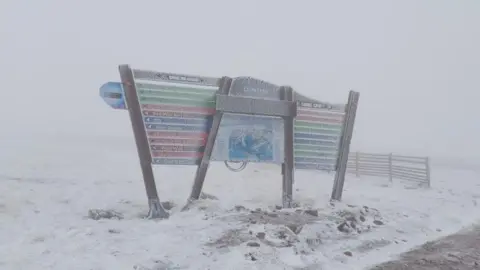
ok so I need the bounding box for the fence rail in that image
[347,152,430,187]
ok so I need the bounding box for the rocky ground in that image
[91,196,387,270]
[370,225,480,270]
[87,194,480,270]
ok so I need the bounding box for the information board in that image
[211,114,284,163]
[99,82,126,109]
[99,80,347,168]
[294,101,346,171]
[132,75,219,166]
[102,66,358,212]
[211,77,285,164]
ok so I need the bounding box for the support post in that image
[355,151,360,177]
[331,90,360,201]
[388,153,393,182]
[186,77,233,205]
[425,156,431,187]
[281,86,295,208]
[118,65,169,219]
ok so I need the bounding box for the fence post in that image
[425,156,431,187]
[388,153,393,182]
[355,151,360,177]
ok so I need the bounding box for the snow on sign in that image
[294,101,346,171]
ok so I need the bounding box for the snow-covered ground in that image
[1,133,480,270]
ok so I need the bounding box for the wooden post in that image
[118,65,169,219]
[388,153,393,182]
[425,156,431,187]
[281,86,295,208]
[331,91,360,201]
[355,151,360,177]
[188,77,232,203]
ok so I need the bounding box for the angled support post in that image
[331,90,360,201]
[118,64,169,219]
[185,77,233,207]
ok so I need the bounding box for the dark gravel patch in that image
[370,225,480,270]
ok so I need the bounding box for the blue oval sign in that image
[99,82,126,109]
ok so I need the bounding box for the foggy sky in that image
[1,0,479,160]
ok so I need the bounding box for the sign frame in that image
[108,66,359,218]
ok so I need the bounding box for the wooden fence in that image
[347,152,431,187]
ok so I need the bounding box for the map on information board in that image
[210,77,285,163]
[211,114,284,163]
[294,100,346,171]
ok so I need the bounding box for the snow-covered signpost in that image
[111,65,297,218]
[118,65,220,219]
[99,65,359,219]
